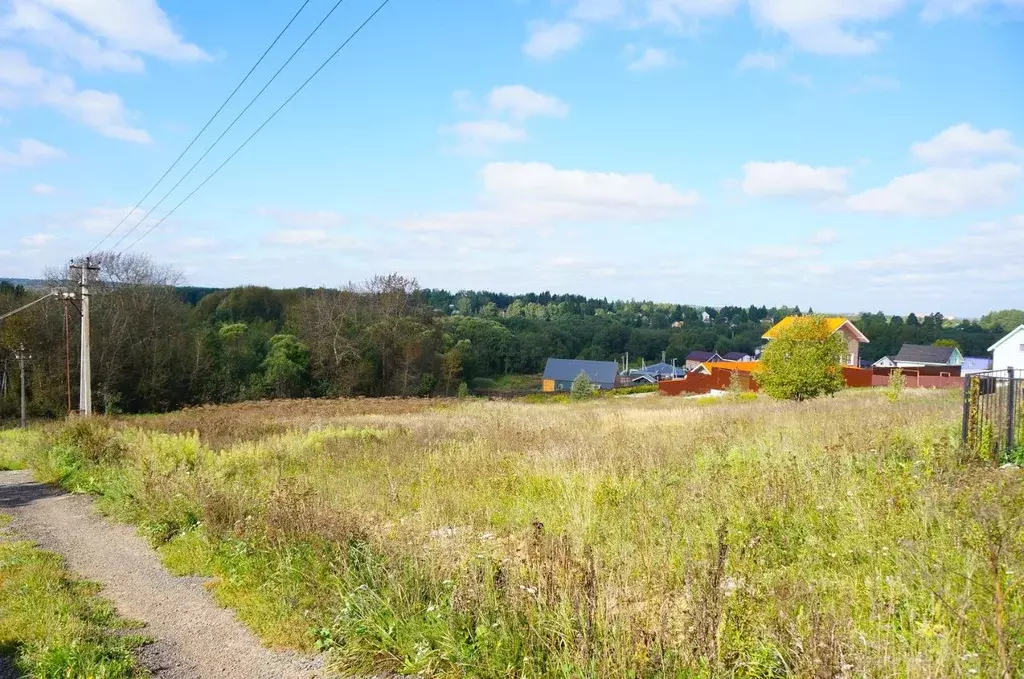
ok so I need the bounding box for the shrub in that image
[570,371,595,400]
[886,368,905,403]
[456,382,470,399]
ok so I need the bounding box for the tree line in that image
[0,253,1017,417]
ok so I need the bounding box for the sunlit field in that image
[5,390,1021,678]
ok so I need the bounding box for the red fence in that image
[871,373,961,389]
[659,370,759,396]
[659,365,873,396]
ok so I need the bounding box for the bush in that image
[456,382,470,399]
[886,368,905,403]
[570,371,595,400]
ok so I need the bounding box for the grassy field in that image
[0,515,148,677]
[3,390,1022,678]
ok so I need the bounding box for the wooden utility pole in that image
[70,257,100,416]
[62,291,76,414]
[14,344,30,429]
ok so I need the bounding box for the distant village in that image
[542,316,1024,396]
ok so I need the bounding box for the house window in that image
[1019,343,1024,352]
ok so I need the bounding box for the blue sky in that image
[1,0,1022,316]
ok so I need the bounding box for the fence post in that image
[962,374,971,446]
[1008,367,1016,453]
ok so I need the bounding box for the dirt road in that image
[0,470,326,679]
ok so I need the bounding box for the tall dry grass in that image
[8,390,1022,678]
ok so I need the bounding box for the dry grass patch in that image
[6,390,1022,678]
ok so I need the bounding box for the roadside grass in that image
[0,514,148,678]
[5,391,1023,678]
[0,429,31,470]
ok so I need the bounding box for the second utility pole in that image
[14,344,30,429]
[71,257,100,416]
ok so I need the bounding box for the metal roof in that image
[763,316,869,343]
[640,362,686,377]
[685,351,720,362]
[722,352,750,361]
[542,358,619,384]
[892,344,956,364]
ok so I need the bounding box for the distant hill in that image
[0,278,47,289]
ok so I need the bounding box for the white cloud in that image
[20,232,56,246]
[265,229,360,249]
[32,182,57,194]
[440,120,528,155]
[921,0,1024,20]
[23,0,208,63]
[846,163,1021,216]
[523,21,583,59]
[1,0,144,71]
[853,214,1024,300]
[0,49,151,142]
[403,161,699,232]
[572,0,625,21]
[0,137,65,166]
[486,85,568,120]
[741,161,850,196]
[737,50,785,70]
[746,0,906,55]
[627,46,677,71]
[911,123,1021,166]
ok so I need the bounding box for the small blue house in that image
[542,358,619,392]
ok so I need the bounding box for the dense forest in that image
[1,253,1019,417]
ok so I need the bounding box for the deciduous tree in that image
[756,316,846,401]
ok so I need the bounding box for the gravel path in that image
[0,470,327,679]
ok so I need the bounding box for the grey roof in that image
[722,352,750,361]
[543,358,619,384]
[892,344,956,364]
[640,362,686,377]
[686,350,720,362]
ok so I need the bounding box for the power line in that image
[109,0,353,254]
[122,0,393,255]
[88,1,313,255]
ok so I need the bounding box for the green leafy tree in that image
[756,316,846,401]
[979,309,1024,332]
[571,371,595,400]
[933,338,962,351]
[260,334,310,398]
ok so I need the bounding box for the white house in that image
[988,324,1024,372]
[873,356,896,368]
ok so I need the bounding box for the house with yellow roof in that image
[762,316,870,367]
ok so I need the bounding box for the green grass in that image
[471,374,542,392]
[0,428,31,470]
[5,392,1023,678]
[0,514,148,678]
